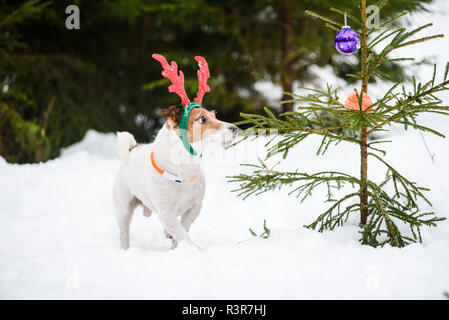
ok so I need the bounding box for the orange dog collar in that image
[150,151,199,183]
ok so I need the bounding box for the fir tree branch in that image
[367,79,449,135]
[369,187,400,247]
[367,11,408,36]
[395,34,444,50]
[366,24,441,78]
[324,23,340,33]
[305,192,361,232]
[305,10,343,29]
[330,7,362,25]
[368,152,432,206]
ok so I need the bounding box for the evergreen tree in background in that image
[0,0,435,162]
[0,0,52,162]
[228,0,449,247]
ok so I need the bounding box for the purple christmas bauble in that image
[335,27,360,55]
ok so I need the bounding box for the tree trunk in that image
[360,127,368,225]
[360,0,369,225]
[280,0,295,112]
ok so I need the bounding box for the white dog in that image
[113,54,238,250]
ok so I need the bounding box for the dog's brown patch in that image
[161,106,222,142]
[161,105,183,129]
[187,108,222,142]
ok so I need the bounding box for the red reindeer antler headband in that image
[193,56,210,105]
[152,53,210,106]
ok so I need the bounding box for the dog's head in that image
[161,105,239,148]
[153,54,239,152]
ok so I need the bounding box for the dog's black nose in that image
[229,125,240,134]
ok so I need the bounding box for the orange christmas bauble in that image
[344,91,373,111]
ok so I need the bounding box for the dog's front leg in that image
[159,214,194,249]
[181,202,202,233]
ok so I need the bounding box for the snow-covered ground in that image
[1,0,449,300]
[1,125,449,299]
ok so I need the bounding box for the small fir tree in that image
[228,0,449,248]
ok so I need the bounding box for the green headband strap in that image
[179,102,202,156]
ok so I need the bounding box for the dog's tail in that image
[117,131,137,160]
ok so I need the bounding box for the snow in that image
[1,0,449,300]
[1,123,449,299]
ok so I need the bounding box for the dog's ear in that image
[161,105,183,129]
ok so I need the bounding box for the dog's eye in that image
[198,116,206,124]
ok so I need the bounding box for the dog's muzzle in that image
[223,124,240,147]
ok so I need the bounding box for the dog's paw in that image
[170,238,178,249]
[143,207,152,217]
[164,230,173,239]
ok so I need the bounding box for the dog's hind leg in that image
[116,197,138,250]
[113,178,138,250]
